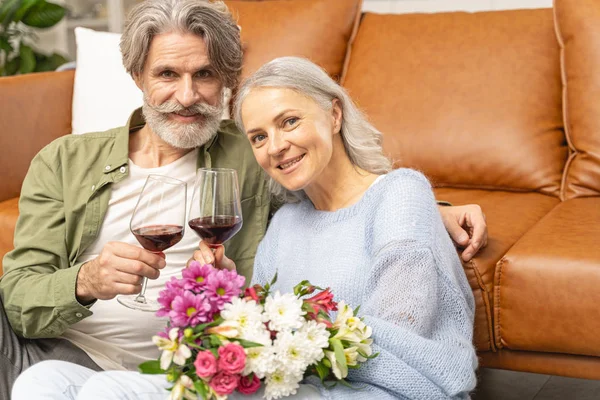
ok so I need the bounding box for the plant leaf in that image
[194,380,209,399]
[34,52,67,72]
[19,44,35,73]
[0,35,13,53]
[14,0,42,22]
[138,360,165,374]
[330,338,348,379]
[235,338,264,348]
[0,0,20,28]
[22,1,66,28]
[4,56,20,75]
[315,361,330,383]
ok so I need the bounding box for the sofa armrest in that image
[0,197,19,276]
[0,71,74,203]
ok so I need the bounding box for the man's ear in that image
[332,98,343,134]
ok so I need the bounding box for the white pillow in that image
[72,27,143,135]
[71,27,231,135]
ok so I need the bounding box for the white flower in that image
[169,375,195,400]
[332,301,354,329]
[152,328,192,370]
[264,291,305,332]
[242,328,277,379]
[220,297,265,337]
[298,320,330,364]
[273,330,313,374]
[264,367,303,400]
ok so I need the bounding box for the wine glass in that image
[118,174,187,311]
[188,168,243,252]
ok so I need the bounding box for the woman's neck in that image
[304,141,379,212]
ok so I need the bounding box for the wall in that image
[362,0,552,13]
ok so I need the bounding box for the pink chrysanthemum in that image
[156,277,185,317]
[182,262,213,292]
[169,291,212,327]
[205,269,245,312]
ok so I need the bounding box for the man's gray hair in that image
[234,56,392,202]
[120,0,242,88]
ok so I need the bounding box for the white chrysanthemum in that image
[264,367,303,400]
[264,291,305,332]
[273,330,313,374]
[242,328,277,379]
[297,321,330,364]
[220,297,265,337]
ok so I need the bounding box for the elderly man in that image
[2,0,487,398]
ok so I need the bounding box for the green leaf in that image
[194,380,209,399]
[209,334,222,347]
[330,338,348,379]
[0,35,12,53]
[4,56,19,75]
[22,1,66,28]
[14,0,42,22]
[18,44,35,73]
[33,51,67,72]
[353,305,361,317]
[315,361,330,382]
[138,360,165,374]
[0,0,20,27]
[235,338,264,348]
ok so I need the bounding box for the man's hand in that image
[187,241,237,271]
[438,204,488,262]
[76,241,167,303]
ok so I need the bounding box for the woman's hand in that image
[438,204,488,262]
[187,241,237,271]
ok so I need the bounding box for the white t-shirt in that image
[61,149,200,371]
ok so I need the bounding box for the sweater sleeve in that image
[320,170,477,400]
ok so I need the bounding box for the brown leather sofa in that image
[1,0,599,380]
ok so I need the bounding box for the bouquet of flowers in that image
[139,261,376,400]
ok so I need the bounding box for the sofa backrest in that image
[0,70,74,203]
[342,8,567,197]
[554,0,600,200]
[225,0,362,80]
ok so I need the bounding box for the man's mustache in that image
[147,100,222,118]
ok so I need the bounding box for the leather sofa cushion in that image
[554,0,600,199]
[224,0,362,80]
[494,198,600,356]
[344,9,566,196]
[0,70,74,203]
[434,188,559,351]
[0,197,19,276]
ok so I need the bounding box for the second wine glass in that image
[118,174,187,312]
[188,168,243,250]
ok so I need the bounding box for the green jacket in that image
[0,110,270,338]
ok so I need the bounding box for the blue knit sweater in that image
[252,169,478,400]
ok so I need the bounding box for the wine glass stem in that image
[134,277,149,304]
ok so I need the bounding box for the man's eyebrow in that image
[150,63,213,74]
[246,109,299,135]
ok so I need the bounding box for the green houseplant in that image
[0,0,68,76]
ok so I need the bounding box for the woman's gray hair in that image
[120,0,242,88]
[233,56,392,202]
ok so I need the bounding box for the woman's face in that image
[241,87,342,192]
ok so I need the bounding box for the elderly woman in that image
[224,56,479,399]
[12,57,478,400]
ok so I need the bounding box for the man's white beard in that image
[142,95,224,149]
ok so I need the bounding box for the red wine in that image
[132,225,184,252]
[188,216,242,245]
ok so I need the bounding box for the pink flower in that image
[194,350,217,378]
[217,343,246,374]
[182,262,213,292]
[209,371,240,396]
[305,288,338,317]
[156,277,185,317]
[205,270,245,312]
[237,374,261,395]
[169,291,212,327]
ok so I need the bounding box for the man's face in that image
[135,32,224,149]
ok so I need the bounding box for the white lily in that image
[169,375,196,400]
[152,328,192,370]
